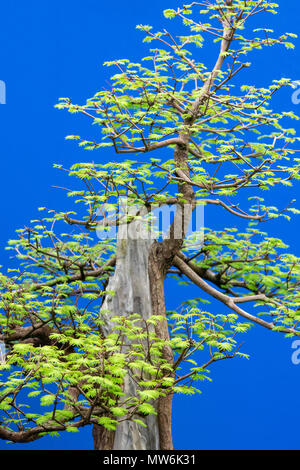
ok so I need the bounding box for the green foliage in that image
[1,0,300,443]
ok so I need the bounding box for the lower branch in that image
[173,255,300,336]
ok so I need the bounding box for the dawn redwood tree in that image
[1,0,300,450]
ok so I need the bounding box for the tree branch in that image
[173,255,299,336]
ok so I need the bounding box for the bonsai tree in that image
[1,0,300,450]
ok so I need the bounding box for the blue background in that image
[0,0,300,450]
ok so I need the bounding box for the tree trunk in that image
[93,211,161,450]
[148,241,174,451]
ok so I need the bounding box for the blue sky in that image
[0,0,300,450]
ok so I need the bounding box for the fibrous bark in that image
[93,137,194,450]
[93,209,160,450]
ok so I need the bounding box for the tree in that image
[0,0,300,450]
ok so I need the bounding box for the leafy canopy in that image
[1,0,300,443]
